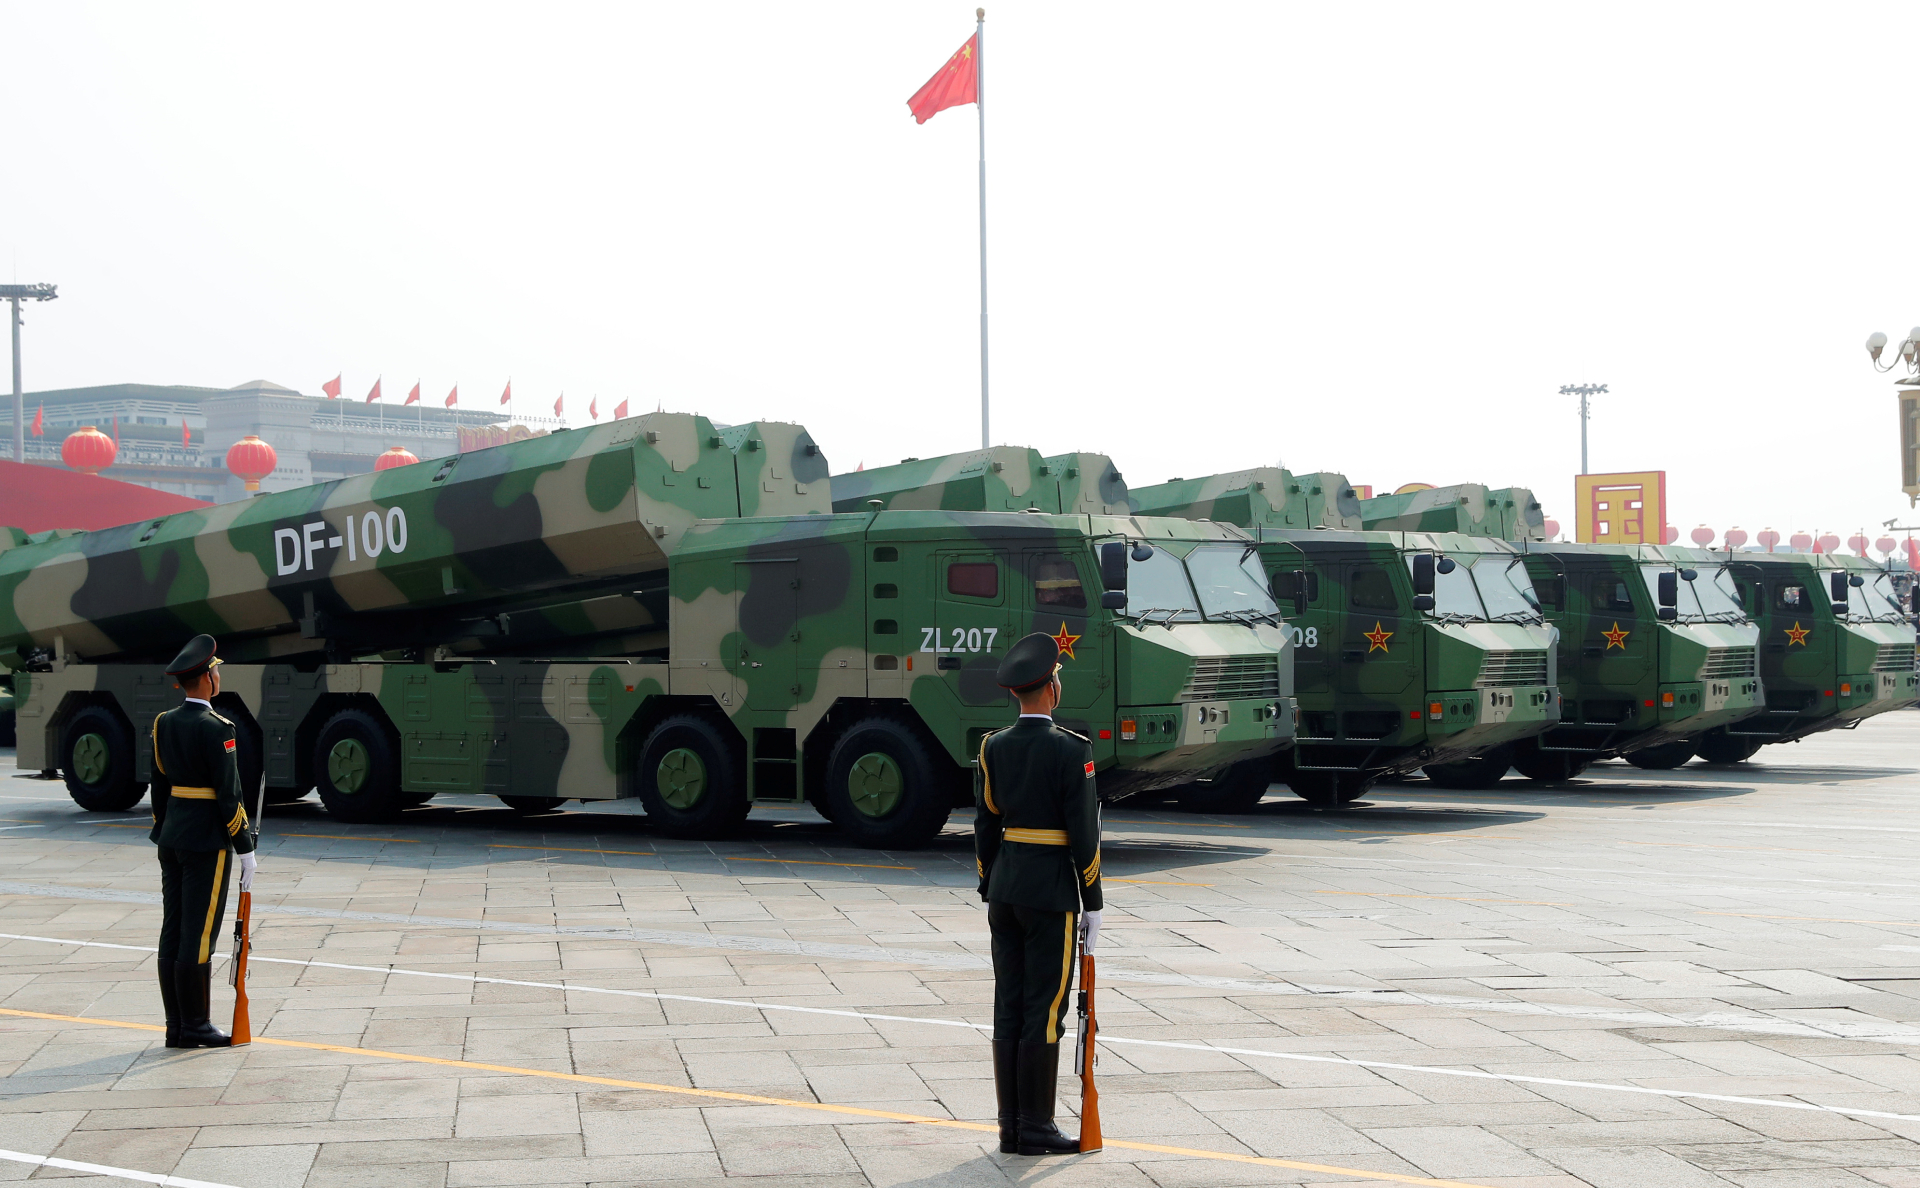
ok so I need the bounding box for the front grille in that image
[1700,646,1758,680]
[1474,650,1548,688]
[1179,655,1280,701]
[1872,643,1919,672]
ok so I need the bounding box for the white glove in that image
[239,852,257,891]
[1080,909,1102,954]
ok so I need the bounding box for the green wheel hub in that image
[71,733,110,786]
[847,752,904,819]
[656,747,708,809]
[327,738,370,794]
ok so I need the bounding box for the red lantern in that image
[1690,525,1715,547]
[1542,518,1560,540]
[374,446,420,471]
[1725,527,1749,549]
[1907,538,1918,565]
[226,434,278,493]
[1876,535,1897,556]
[1662,525,1679,545]
[60,425,118,476]
[1757,528,1779,552]
[1848,533,1870,556]
[1817,533,1840,554]
[1790,531,1812,552]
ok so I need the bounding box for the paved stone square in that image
[5,714,1920,1187]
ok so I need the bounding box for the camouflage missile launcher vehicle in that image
[1359,483,1548,543]
[1132,470,1560,807]
[1683,550,1919,763]
[2,415,1291,849]
[829,448,1134,517]
[1466,543,1766,782]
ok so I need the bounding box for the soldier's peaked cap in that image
[164,634,223,679]
[995,632,1061,693]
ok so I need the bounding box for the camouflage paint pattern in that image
[1491,488,1548,542]
[1359,484,1503,537]
[720,421,833,517]
[829,447,1051,514]
[1515,542,1764,756]
[1131,469,1363,532]
[1041,453,1132,515]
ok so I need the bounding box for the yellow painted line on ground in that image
[1109,879,1215,886]
[0,1005,1496,1187]
[487,843,657,858]
[1699,911,1920,929]
[1315,891,1575,907]
[722,856,914,871]
[282,833,423,843]
[1108,818,1252,829]
[1334,831,1522,840]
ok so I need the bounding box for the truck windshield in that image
[1186,545,1283,623]
[1409,553,1543,623]
[1844,572,1909,623]
[1119,547,1201,623]
[1639,565,1746,624]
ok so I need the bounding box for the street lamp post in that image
[1560,383,1607,475]
[1865,328,1920,507]
[2,283,59,464]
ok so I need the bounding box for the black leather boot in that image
[157,959,182,1048]
[1015,1041,1078,1155]
[172,962,230,1048]
[993,1040,1020,1154]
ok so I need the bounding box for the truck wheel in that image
[61,705,146,812]
[1694,730,1761,765]
[499,795,566,815]
[1422,747,1512,790]
[1624,741,1694,770]
[313,709,405,823]
[823,718,951,850]
[637,714,749,839]
[1285,768,1373,808]
[1510,741,1592,783]
[1175,758,1274,814]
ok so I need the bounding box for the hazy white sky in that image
[4,2,1917,544]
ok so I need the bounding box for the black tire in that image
[1284,767,1374,808]
[499,795,567,816]
[1694,729,1761,765]
[1624,740,1694,770]
[1421,747,1513,790]
[822,717,952,849]
[1510,740,1593,783]
[1175,758,1274,814]
[61,705,146,812]
[636,714,750,839]
[312,708,406,823]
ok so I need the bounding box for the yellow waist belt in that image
[1003,827,1069,845]
[169,786,217,800]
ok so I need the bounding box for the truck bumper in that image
[1099,696,1296,798]
[1420,684,1558,765]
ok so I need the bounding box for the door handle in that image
[937,657,962,671]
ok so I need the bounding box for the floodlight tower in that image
[3,283,59,464]
[1864,328,1920,507]
[1560,383,1608,475]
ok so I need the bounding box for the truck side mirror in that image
[1413,594,1436,612]
[1830,572,1850,603]
[1412,553,1435,595]
[1657,607,1678,622]
[1098,542,1129,609]
[1679,568,1698,582]
[1850,573,1865,588]
[1436,557,1457,574]
[1658,570,1677,608]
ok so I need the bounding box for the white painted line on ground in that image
[10,881,1920,1046]
[0,1147,239,1188]
[10,930,1920,1129]
[1602,818,1920,835]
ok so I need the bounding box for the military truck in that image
[829,447,1133,516]
[1460,542,1767,780]
[1359,484,1548,542]
[1,414,1292,848]
[1685,549,1919,763]
[1132,469,1560,806]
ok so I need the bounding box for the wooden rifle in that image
[229,779,264,1046]
[1074,924,1102,1152]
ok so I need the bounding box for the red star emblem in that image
[1051,621,1081,661]
[1601,622,1629,650]
[1363,621,1393,653]
[1784,620,1810,646]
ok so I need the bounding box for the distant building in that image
[1,379,555,502]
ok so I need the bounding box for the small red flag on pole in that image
[182,420,190,449]
[365,378,383,404]
[614,398,629,419]
[553,392,564,418]
[589,396,598,421]
[30,406,43,437]
[907,31,979,124]
[500,380,512,406]
[446,385,459,408]
[322,374,342,399]
[405,382,421,406]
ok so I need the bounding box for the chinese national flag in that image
[30,406,42,437]
[445,385,459,408]
[554,392,564,417]
[405,381,421,406]
[500,380,512,406]
[322,374,342,399]
[365,378,383,404]
[589,396,598,421]
[907,33,978,124]
[614,398,629,419]
[182,420,190,449]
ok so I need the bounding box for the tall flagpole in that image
[976,8,989,450]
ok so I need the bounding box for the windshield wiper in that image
[1124,607,1185,629]
[1212,607,1282,628]
[1488,609,1543,624]
[1429,610,1477,626]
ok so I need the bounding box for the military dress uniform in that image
[149,635,254,1049]
[974,633,1102,1157]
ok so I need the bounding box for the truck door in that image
[1022,548,1102,717]
[1339,563,1412,696]
[735,559,800,711]
[1271,564,1331,695]
[928,550,1010,707]
[1585,570,1649,688]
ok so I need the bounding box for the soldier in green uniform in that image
[149,634,257,1049]
[974,632,1103,1157]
